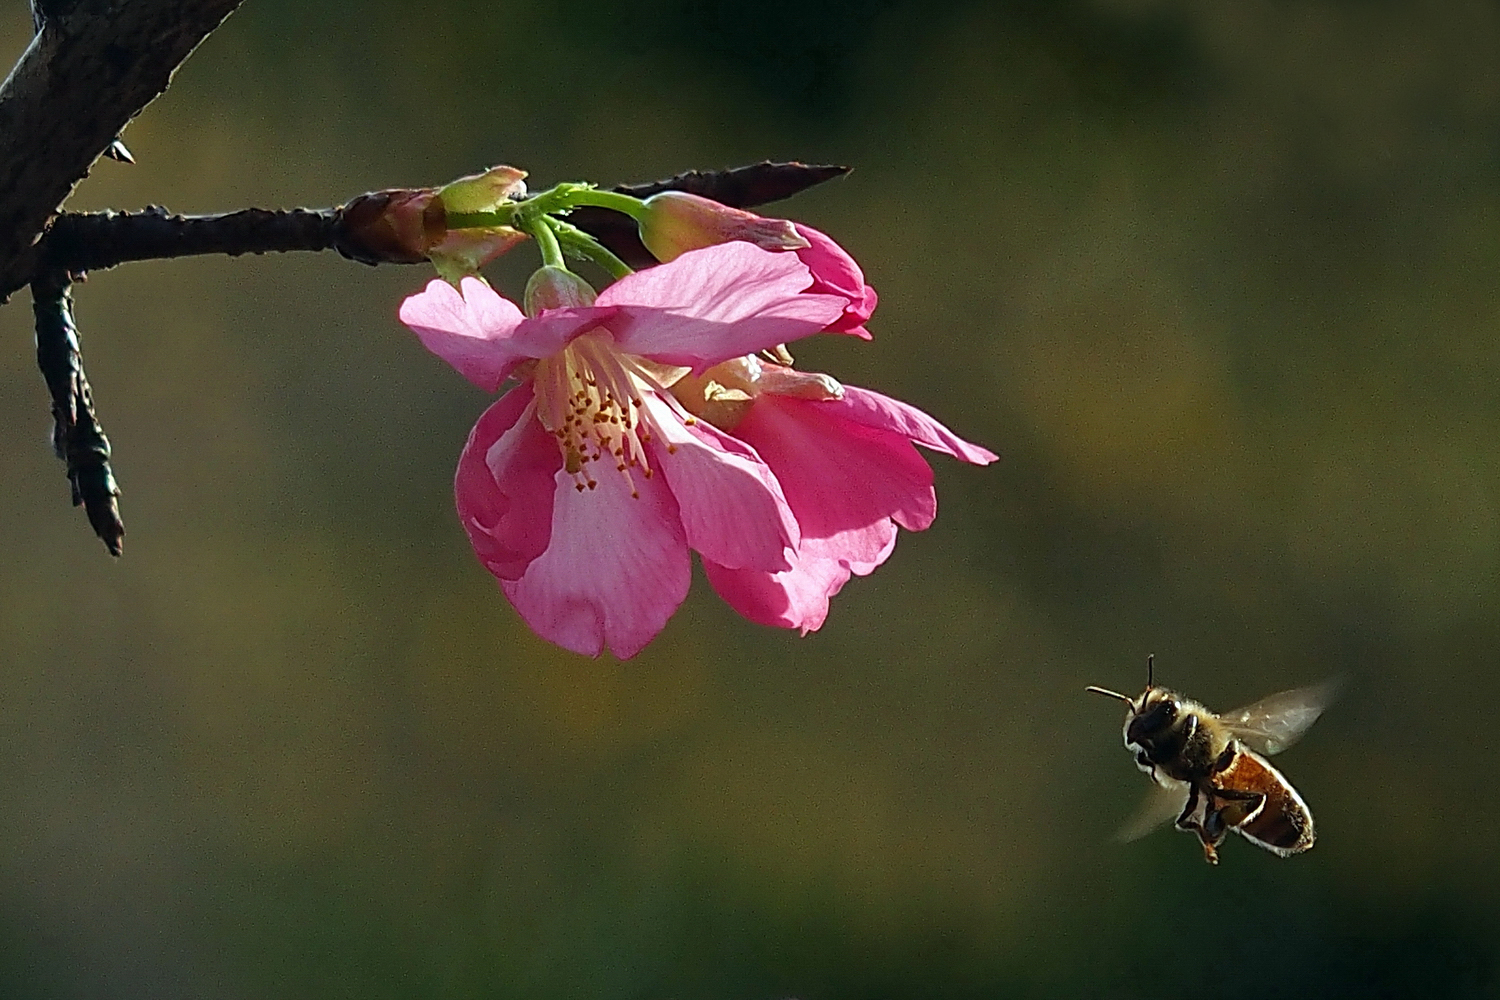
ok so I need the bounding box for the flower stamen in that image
[534,331,672,498]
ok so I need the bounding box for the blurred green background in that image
[1,0,1496,995]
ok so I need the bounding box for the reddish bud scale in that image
[337,189,446,265]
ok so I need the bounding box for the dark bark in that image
[44,207,341,272]
[614,160,850,203]
[32,269,123,555]
[0,0,245,301]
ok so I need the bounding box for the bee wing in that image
[1220,679,1340,756]
[1114,778,1188,843]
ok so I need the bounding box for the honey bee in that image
[1087,656,1335,865]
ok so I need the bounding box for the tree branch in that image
[33,161,850,276]
[0,0,245,302]
[32,268,123,554]
[45,206,341,271]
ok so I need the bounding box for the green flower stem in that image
[529,216,566,269]
[445,187,647,238]
[559,188,650,220]
[442,184,648,274]
[516,184,650,221]
[551,219,633,280]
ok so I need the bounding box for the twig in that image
[33,161,849,276]
[0,0,246,302]
[43,207,341,272]
[31,269,123,555]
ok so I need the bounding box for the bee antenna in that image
[1146,653,1155,689]
[1085,685,1132,703]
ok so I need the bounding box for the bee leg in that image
[1174,783,1200,830]
[1194,786,1268,862]
[1210,786,1267,832]
[1192,806,1231,864]
[1174,784,1223,864]
[1203,805,1226,842]
[1213,740,1237,773]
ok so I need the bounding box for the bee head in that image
[1087,656,1187,745]
[1126,688,1180,743]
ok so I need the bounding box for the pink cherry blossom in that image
[669,356,997,634]
[791,223,878,339]
[638,191,878,338]
[400,241,849,658]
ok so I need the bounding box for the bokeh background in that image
[0,0,1496,996]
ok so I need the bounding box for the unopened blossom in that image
[427,165,531,280]
[637,190,809,260]
[400,241,849,658]
[637,191,879,338]
[338,165,529,277]
[670,355,997,633]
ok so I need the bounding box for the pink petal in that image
[704,522,897,633]
[734,393,939,535]
[794,224,878,338]
[507,305,621,359]
[454,383,559,580]
[833,319,874,340]
[643,394,797,572]
[499,458,691,659]
[599,242,847,369]
[399,277,529,391]
[700,391,937,633]
[836,386,999,466]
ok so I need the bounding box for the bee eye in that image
[1127,699,1177,742]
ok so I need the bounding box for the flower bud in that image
[438,165,528,214]
[338,166,532,275]
[428,229,530,284]
[638,191,810,263]
[524,266,597,316]
[428,165,531,282]
[337,188,445,265]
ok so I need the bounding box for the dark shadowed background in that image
[1,1,1496,996]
